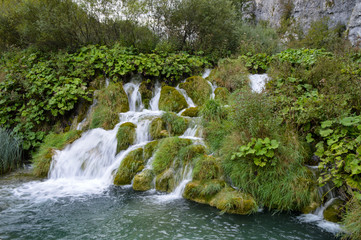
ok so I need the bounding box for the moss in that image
[152,137,192,175]
[133,169,154,191]
[158,86,188,112]
[183,180,226,204]
[116,122,136,154]
[32,130,82,177]
[193,155,222,181]
[209,187,258,215]
[162,112,188,136]
[214,87,230,103]
[139,81,153,109]
[302,202,320,214]
[89,82,129,130]
[179,76,212,106]
[181,107,199,117]
[114,148,144,185]
[76,99,92,126]
[150,118,168,140]
[179,144,206,164]
[144,140,159,160]
[323,199,344,223]
[155,168,176,192]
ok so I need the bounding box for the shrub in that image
[0,128,22,175]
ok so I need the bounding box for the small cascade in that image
[76,99,98,131]
[149,82,162,111]
[207,81,217,99]
[249,74,269,93]
[176,86,196,108]
[105,78,110,87]
[124,80,144,112]
[202,68,212,79]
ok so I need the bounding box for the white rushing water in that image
[249,74,269,93]
[76,99,98,130]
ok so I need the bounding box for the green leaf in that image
[340,117,360,126]
[320,128,333,137]
[321,120,333,128]
[306,133,314,143]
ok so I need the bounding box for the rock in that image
[302,202,320,214]
[181,107,199,117]
[323,198,344,222]
[348,3,361,46]
[155,168,176,192]
[114,148,144,185]
[183,180,226,204]
[193,155,222,181]
[89,82,129,130]
[179,76,212,106]
[116,122,136,154]
[214,87,230,104]
[150,118,168,140]
[159,86,188,112]
[133,169,154,191]
[144,140,159,160]
[139,81,153,109]
[161,112,188,136]
[209,187,258,215]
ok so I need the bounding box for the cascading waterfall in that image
[249,74,269,93]
[76,99,98,131]
[176,86,196,108]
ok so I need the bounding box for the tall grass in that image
[0,128,22,175]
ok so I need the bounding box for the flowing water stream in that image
[0,73,340,239]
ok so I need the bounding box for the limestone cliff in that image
[246,0,360,45]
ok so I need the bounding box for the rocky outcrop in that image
[248,0,360,46]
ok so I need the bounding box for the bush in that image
[0,128,22,175]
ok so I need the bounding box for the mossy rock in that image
[181,107,199,117]
[214,87,230,103]
[159,86,188,112]
[139,81,153,109]
[183,180,226,204]
[89,82,129,130]
[323,199,344,223]
[152,137,192,175]
[302,201,320,214]
[114,148,144,185]
[133,169,154,191]
[209,187,257,215]
[32,130,82,178]
[178,144,206,163]
[155,168,176,192]
[193,155,222,181]
[150,118,168,140]
[162,112,189,136]
[179,76,212,106]
[144,140,159,160]
[116,122,136,154]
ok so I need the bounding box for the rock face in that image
[248,0,360,46]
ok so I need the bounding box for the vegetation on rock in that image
[181,107,200,118]
[133,169,154,191]
[179,76,212,106]
[158,86,188,113]
[114,148,144,185]
[116,122,136,154]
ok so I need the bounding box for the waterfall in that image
[76,99,98,131]
[249,74,269,93]
[149,82,162,111]
[176,86,196,108]
[124,79,144,112]
[202,69,212,79]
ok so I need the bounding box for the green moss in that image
[139,81,153,109]
[161,112,188,136]
[114,148,144,185]
[214,87,230,103]
[150,118,168,140]
[183,180,226,204]
[159,86,188,112]
[155,168,175,192]
[179,144,206,164]
[152,137,192,175]
[209,187,258,215]
[323,199,344,223]
[133,169,154,191]
[144,140,159,160]
[193,155,222,181]
[32,130,82,177]
[181,107,199,117]
[116,122,136,154]
[89,82,129,130]
[179,76,212,106]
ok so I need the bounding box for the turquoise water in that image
[0,180,339,240]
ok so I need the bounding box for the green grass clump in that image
[161,112,188,136]
[0,128,22,175]
[207,58,249,92]
[89,82,129,130]
[214,87,230,104]
[32,130,82,177]
[179,76,212,105]
[114,148,144,185]
[144,140,159,160]
[193,155,222,181]
[183,180,225,203]
[342,199,361,240]
[152,137,192,175]
[158,86,188,112]
[116,122,136,154]
[139,81,153,109]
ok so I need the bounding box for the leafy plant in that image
[231,138,279,167]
